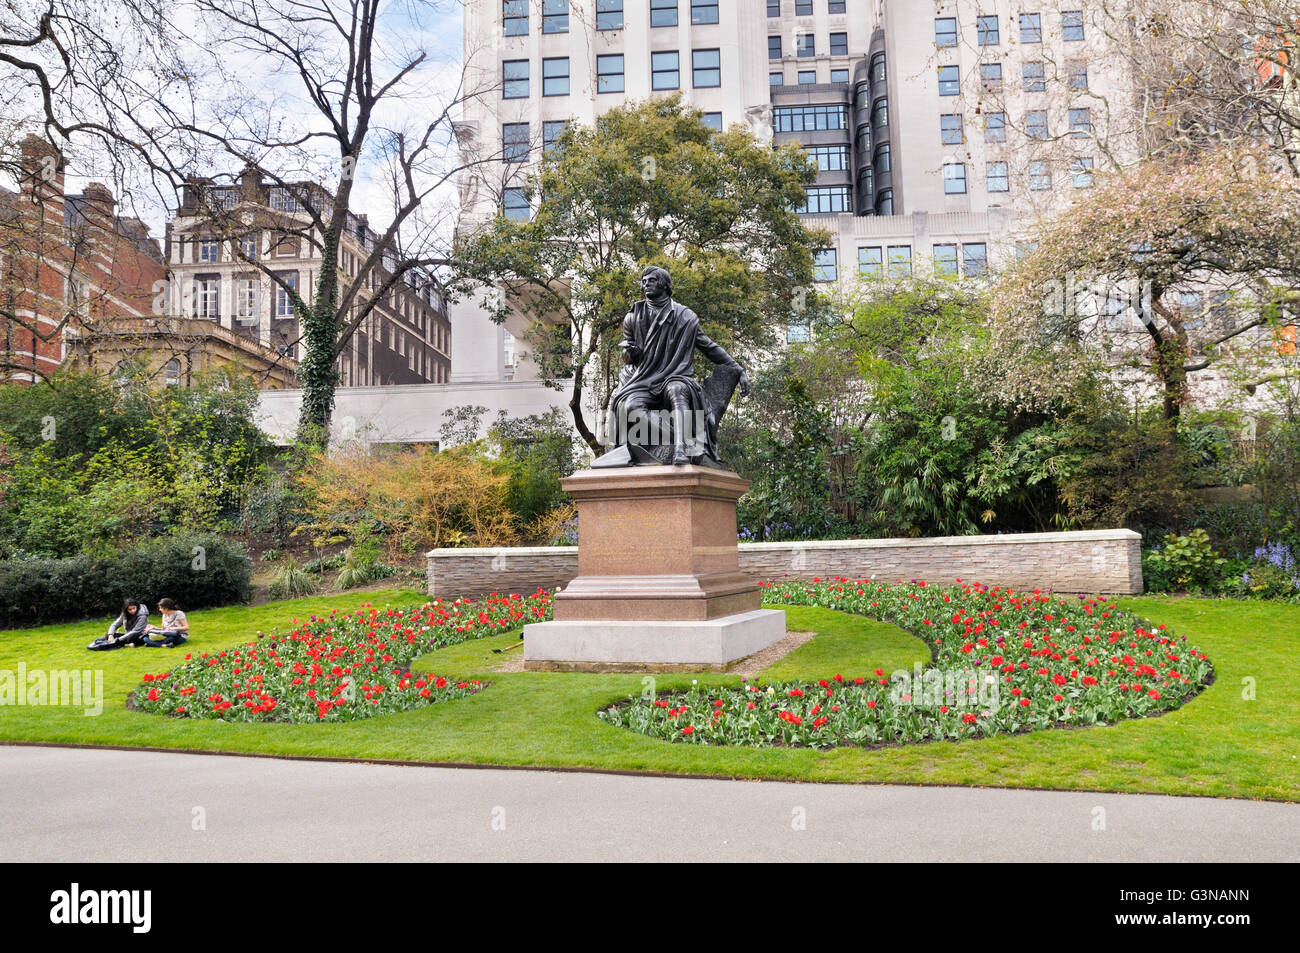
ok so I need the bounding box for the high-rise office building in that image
[453,1,1134,376]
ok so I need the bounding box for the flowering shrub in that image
[599,579,1214,750]
[132,591,553,723]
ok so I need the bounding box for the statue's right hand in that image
[621,342,643,365]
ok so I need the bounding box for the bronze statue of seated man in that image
[594,266,750,468]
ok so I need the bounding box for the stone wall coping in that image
[427,529,1139,559]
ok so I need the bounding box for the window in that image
[543,57,569,96]
[963,243,988,277]
[1062,10,1085,41]
[797,33,815,57]
[1019,13,1042,43]
[239,232,259,259]
[770,71,784,86]
[858,246,882,278]
[941,113,964,144]
[503,187,529,221]
[858,166,873,199]
[813,248,837,282]
[700,112,723,131]
[503,122,530,162]
[504,0,527,36]
[1024,61,1045,92]
[980,62,1003,91]
[1069,108,1091,138]
[693,49,721,87]
[598,54,625,93]
[543,0,568,33]
[828,0,846,12]
[543,120,568,154]
[798,70,817,85]
[872,97,888,127]
[652,51,679,89]
[650,0,677,27]
[871,53,886,83]
[874,143,890,173]
[978,15,999,45]
[987,161,1009,192]
[691,0,718,25]
[503,59,529,98]
[933,244,958,277]
[598,0,624,30]
[1029,160,1051,190]
[196,277,220,318]
[795,0,812,13]
[1068,60,1088,90]
[236,276,259,324]
[767,0,780,15]
[944,163,967,194]
[1026,110,1049,139]
[938,65,960,96]
[855,123,871,153]
[854,82,870,110]
[887,246,912,278]
[768,35,781,59]
[164,358,181,385]
[985,111,1006,142]
[269,187,299,212]
[935,17,957,48]
[1072,157,1094,188]
[797,186,851,213]
[831,68,849,83]
[773,104,848,131]
[805,144,849,171]
[875,189,893,215]
[197,237,219,263]
[830,32,848,56]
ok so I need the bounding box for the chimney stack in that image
[19,135,64,203]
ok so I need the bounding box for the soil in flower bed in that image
[599,579,1215,750]
[131,591,553,723]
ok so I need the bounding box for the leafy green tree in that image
[452,96,828,452]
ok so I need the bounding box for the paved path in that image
[2,746,1296,862]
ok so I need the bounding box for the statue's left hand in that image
[738,368,751,397]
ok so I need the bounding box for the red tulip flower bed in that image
[600,579,1214,749]
[132,591,553,723]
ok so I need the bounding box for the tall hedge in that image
[0,534,252,629]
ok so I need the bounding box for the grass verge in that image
[0,589,1295,800]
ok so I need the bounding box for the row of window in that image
[940,108,1092,143]
[769,1,847,15]
[936,11,1086,48]
[502,113,721,167]
[810,243,989,285]
[768,32,848,59]
[191,273,300,321]
[504,0,720,35]
[503,49,721,97]
[943,158,1095,194]
[937,60,1088,96]
[771,67,850,86]
[187,232,297,264]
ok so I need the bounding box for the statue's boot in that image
[669,392,692,465]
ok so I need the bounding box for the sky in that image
[30,0,470,242]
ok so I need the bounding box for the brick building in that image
[0,135,166,383]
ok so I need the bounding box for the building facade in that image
[454,0,1136,366]
[0,136,166,383]
[165,170,453,388]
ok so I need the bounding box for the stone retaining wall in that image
[427,529,1143,599]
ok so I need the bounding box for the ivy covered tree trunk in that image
[296,235,342,445]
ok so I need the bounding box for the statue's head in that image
[640,266,672,300]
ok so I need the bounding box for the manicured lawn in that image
[0,589,1296,801]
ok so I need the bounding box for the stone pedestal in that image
[523,465,785,671]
